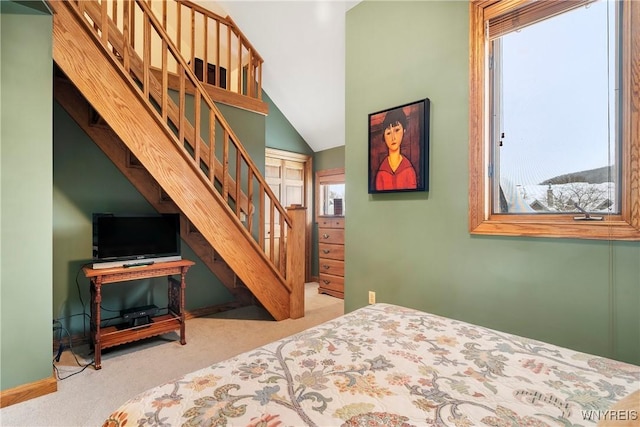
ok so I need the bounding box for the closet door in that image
[265,149,312,280]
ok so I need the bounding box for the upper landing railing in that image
[161,0,264,102]
[80,0,265,111]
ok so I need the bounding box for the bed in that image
[102,303,639,427]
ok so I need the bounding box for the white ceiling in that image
[198,1,360,152]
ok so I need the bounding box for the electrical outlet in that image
[368,291,376,304]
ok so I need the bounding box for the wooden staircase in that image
[49,0,305,320]
[53,70,255,310]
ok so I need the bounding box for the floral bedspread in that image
[103,303,639,427]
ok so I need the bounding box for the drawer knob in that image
[322,233,330,239]
[322,265,330,270]
[322,279,331,284]
[322,249,331,254]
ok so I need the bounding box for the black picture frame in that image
[368,98,430,194]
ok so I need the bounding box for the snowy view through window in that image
[494,0,618,214]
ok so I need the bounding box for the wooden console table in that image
[83,259,194,369]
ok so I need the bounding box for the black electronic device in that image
[92,213,181,269]
[120,304,159,327]
[120,304,159,320]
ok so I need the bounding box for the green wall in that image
[345,1,639,365]
[218,101,267,172]
[264,92,314,156]
[315,146,345,173]
[1,1,53,390]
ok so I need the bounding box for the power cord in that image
[52,262,122,377]
[56,262,171,375]
[52,321,94,380]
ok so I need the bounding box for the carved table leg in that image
[179,267,187,345]
[92,276,103,370]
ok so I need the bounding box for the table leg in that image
[180,267,187,345]
[92,277,103,370]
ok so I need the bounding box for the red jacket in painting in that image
[375,157,417,191]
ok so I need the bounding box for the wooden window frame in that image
[469,0,640,240]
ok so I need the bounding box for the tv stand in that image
[83,259,194,369]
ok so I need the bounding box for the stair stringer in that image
[51,0,290,320]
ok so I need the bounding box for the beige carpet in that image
[0,283,343,427]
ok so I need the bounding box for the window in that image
[316,168,345,217]
[469,0,639,240]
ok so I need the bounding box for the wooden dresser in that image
[317,216,344,298]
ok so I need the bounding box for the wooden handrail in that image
[76,1,251,218]
[63,0,294,284]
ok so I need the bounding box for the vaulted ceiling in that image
[205,1,360,153]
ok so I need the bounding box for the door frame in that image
[265,148,313,283]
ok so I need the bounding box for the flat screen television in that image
[92,213,182,269]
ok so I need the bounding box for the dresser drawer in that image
[318,228,344,245]
[318,273,344,292]
[318,243,344,261]
[318,258,344,277]
[318,217,344,229]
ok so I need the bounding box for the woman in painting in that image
[375,108,417,191]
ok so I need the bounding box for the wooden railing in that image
[151,0,263,101]
[65,0,294,281]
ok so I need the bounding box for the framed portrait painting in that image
[368,98,430,194]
